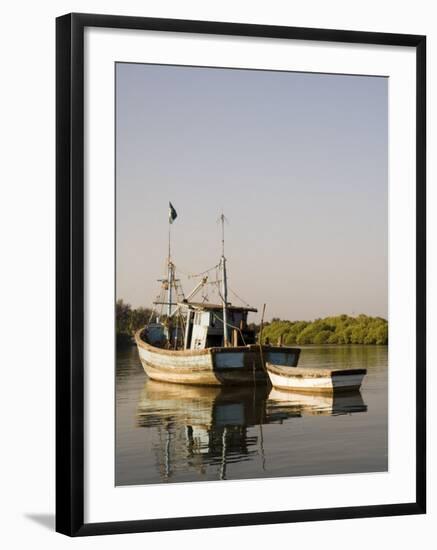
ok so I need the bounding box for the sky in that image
[116,62,388,322]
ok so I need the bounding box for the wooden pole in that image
[259,303,266,344]
[258,303,267,372]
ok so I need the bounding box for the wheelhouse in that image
[178,302,257,350]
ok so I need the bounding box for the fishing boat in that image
[265,363,367,393]
[135,206,300,386]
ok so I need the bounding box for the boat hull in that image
[266,363,366,393]
[135,329,300,386]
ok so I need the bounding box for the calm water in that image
[116,346,388,486]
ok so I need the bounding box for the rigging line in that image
[228,287,251,307]
[174,312,181,350]
[176,263,220,279]
[147,305,157,326]
[179,310,186,334]
[210,311,247,346]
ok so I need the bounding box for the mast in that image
[153,204,185,330]
[167,261,174,318]
[167,203,177,318]
[220,213,229,346]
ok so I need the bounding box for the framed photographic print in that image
[56,13,426,536]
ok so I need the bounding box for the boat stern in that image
[263,346,301,367]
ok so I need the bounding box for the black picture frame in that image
[56,12,426,537]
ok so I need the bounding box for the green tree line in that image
[117,301,388,346]
[261,314,388,345]
[116,299,153,345]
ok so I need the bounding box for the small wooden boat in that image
[266,363,366,393]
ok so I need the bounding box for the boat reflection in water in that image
[267,387,367,422]
[136,380,367,482]
[137,381,269,481]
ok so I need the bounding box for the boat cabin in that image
[179,302,257,350]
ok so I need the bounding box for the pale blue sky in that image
[116,63,388,321]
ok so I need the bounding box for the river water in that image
[116,345,387,486]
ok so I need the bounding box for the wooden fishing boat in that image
[136,327,300,386]
[265,363,366,393]
[135,207,300,386]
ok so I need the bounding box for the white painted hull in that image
[135,329,300,386]
[266,363,366,393]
